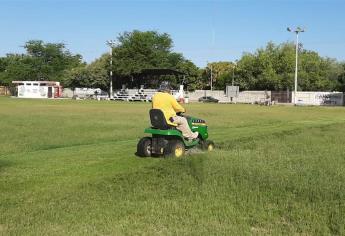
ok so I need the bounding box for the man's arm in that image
[170,95,185,113]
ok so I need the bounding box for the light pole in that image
[287,27,305,105]
[106,40,117,99]
[232,69,234,86]
[210,63,213,91]
[232,60,237,86]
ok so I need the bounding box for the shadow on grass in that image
[0,160,12,172]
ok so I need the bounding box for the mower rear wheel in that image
[137,137,152,157]
[164,140,185,158]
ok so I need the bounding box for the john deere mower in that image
[137,109,214,158]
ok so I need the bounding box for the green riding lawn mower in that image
[137,109,215,158]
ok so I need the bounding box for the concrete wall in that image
[100,88,270,104]
[62,87,344,106]
[63,87,269,104]
[292,92,344,106]
[188,90,345,105]
[62,88,74,98]
[233,91,270,104]
[186,90,269,104]
[186,90,225,101]
[63,88,103,98]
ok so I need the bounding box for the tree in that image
[111,30,200,88]
[203,62,235,90]
[113,31,173,77]
[175,59,201,90]
[337,63,345,92]
[235,42,293,90]
[0,54,30,85]
[0,40,83,85]
[63,54,109,90]
[63,31,201,90]
[234,41,342,91]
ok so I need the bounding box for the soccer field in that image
[0,97,345,235]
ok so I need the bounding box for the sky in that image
[1,0,344,67]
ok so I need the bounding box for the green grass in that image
[0,96,345,235]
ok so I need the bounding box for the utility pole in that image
[232,63,235,86]
[232,70,234,86]
[106,40,117,99]
[210,63,213,91]
[287,27,305,105]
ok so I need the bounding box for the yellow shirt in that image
[152,92,185,126]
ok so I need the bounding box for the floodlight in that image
[286,26,306,105]
[106,39,118,99]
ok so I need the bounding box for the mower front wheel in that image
[137,137,152,157]
[200,140,215,151]
[164,140,185,158]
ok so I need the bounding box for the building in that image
[12,81,62,99]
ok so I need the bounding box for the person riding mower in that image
[152,81,198,140]
[136,82,214,158]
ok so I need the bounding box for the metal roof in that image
[137,69,185,76]
[12,81,60,86]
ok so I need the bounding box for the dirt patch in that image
[0,224,7,233]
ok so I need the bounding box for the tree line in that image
[0,30,344,92]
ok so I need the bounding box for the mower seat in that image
[149,109,174,130]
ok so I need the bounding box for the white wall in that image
[186,90,269,104]
[62,87,345,106]
[233,91,270,104]
[62,88,74,98]
[187,90,227,102]
[126,89,270,104]
[73,88,101,98]
[292,92,344,106]
[18,84,49,98]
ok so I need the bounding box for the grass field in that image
[1,97,345,235]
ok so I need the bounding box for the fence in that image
[271,91,292,103]
[0,86,11,96]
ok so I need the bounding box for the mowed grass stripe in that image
[0,138,138,159]
[0,98,151,156]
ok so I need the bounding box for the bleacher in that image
[112,86,156,102]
